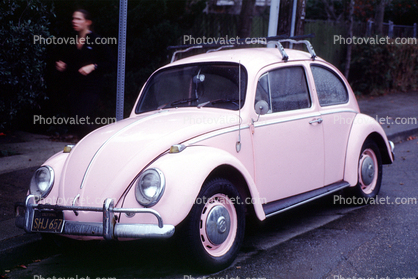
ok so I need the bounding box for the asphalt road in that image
[3,136,418,279]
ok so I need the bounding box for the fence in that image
[304,19,417,70]
[366,20,417,38]
[181,14,417,70]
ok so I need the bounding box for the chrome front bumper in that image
[15,195,175,240]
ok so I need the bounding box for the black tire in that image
[182,178,245,272]
[347,139,383,201]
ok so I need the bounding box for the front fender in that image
[120,145,264,227]
[344,113,394,186]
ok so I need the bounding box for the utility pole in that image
[116,0,128,121]
[268,0,280,37]
[289,0,297,48]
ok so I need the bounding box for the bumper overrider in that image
[15,195,175,240]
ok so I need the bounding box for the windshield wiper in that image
[197,99,240,108]
[171,98,198,106]
[158,98,198,109]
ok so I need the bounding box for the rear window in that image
[311,65,348,106]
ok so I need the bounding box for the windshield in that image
[135,62,247,113]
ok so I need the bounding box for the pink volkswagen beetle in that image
[16,39,394,271]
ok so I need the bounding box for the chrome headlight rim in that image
[29,165,54,200]
[135,168,165,208]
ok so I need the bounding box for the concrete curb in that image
[386,127,418,143]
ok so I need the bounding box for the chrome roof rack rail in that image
[206,45,234,53]
[263,38,316,62]
[171,45,203,63]
[279,39,317,61]
[274,41,289,61]
[167,34,315,63]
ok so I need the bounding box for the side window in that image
[255,66,311,113]
[311,65,348,106]
[255,73,271,110]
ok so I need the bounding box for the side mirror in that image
[193,74,205,83]
[255,100,269,116]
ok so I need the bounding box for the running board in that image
[263,181,351,218]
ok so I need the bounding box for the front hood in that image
[57,109,239,207]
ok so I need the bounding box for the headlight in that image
[29,166,54,199]
[135,168,165,207]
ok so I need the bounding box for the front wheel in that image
[183,178,245,272]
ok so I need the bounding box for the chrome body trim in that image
[319,108,357,115]
[264,181,350,218]
[15,195,175,240]
[185,125,250,145]
[254,112,322,128]
[185,110,358,146]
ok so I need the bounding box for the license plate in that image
[32,210,64,233]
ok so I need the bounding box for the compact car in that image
[16,39,394,271]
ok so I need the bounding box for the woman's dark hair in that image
[74,9,94,30]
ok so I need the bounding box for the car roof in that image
[168,47,325,71]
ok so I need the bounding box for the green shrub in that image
[0,0,54,130]
[350,40,418,95]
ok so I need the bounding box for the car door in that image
[310,64,356,186]
[252,64,325,203]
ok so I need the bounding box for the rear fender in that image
[344,114,394,186]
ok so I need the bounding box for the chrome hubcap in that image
[361,156,375,186]
[206,205,230,245]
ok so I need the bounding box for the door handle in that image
[309,118,323,124]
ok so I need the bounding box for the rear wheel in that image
[349,139,383,200]
[183,178,245,272]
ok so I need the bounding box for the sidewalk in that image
[0,132,73,270]
[0,91,417,270]
[357,91,418,143]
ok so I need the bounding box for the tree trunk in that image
[375,0,385,35]
[278,0,292,36]
[344,0,354,79]
[295,0,306,36]
[238,0,256,38]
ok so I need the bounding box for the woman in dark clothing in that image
[56,9,114,138]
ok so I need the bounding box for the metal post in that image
[289,0,298,48]
[388,20,394,38]
[268,0,280,47]
[116,0,128,121]
[367,19,373,37]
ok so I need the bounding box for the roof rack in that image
[170,45,202,63]
[270,39,317,61]
[168,34,315,63]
